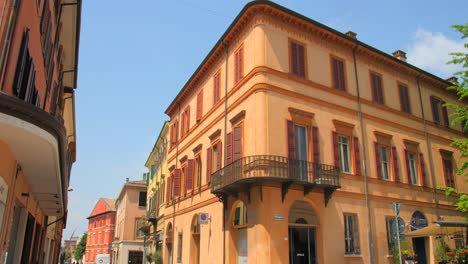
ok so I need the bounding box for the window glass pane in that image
[409,153,418,185]
[434,100,442,123]
[339,136,350,173]
[380,146,390,180]
[294,126,308,161]
[213,145,218,171]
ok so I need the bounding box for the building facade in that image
[162,1,467,264]
[0,0,81,263]
[85,198,116,264]
[112,179,147,264]
[64,236,79,262]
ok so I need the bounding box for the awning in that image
[404,222,467,237]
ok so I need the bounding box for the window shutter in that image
[238,47,243,81]
[206,148,212,184]
[354,137,361,176]
[14,30,30,97]
[374,142,382,179]
[174,169,181,197]
[353,215,360,254]
[430,96,438,123]
[214,73,220,104]
[217,141,222,171]
[298,44,305,78]
[312,126,320,163]
[332,132,339,167]
[391,146,400,182]
[443,159,454,188]
[186,106,190,132]
[180,112,185,137]
[419,153,427,187]
[404,150,411,184]
[186,159,194,191]
[339,60,345,90]
[174,119,179,143]
[332,59,339,90]
[233,126,242,161]
[442,101,449,127]
[291,42,298,75]
[226,132,233,164]
[287,120,296,159]
[399,85,405,111]
[196,90,203,121]
[166,176,172,203]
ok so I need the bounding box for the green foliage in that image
[74,233,87,261]
[435,238,452,263]
[391,239,414,263]
[154,250,163,264]
[64,249,71,261]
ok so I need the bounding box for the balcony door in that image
[289,200,319,264]
[295,125,309,181]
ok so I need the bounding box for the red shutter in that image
[217,141,222,171]
[180,112,185,137]
[430,96,438,123]
[404,150,412,184]
[392,146,400,182]
[186,106,190,132]
[442,101,449,127]
[339,59,345,90]
[374,142,382,179]
[196,90,203,121]
[354,137,361,176]
[174,169,181,197]
[174,119,179,142]
[239,47,243,81]
[419,153,427,187]
[291,42,298,75]
[206,147,212,184]
[186,159,194,191]
[233,126,242,161]
[312,127,320,163]
[332,132,339,167]
[332,58,339,90]
[298,44,305,78]
[226,132,233,164]
[287,120,296,159]
[443,159,454,187]
[166,176,172,203]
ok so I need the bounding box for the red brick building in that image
[85,198,116,263]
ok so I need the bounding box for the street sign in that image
[397,217,405,233]
[392,202,401,216]
[198,213,209,225]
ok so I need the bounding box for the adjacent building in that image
[64,236,79,262]
[0,0,81,263]
[112,179,147,264]
[85,198,116,264]
[162,1,467,264]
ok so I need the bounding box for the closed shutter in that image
[333,58,345,91]
[392,146,400,182]
[399,85,410,113]
[186,159,194,191]
[287,121,296,159]
[404,150,411,184]
[374,143,382,179]
[174,169,181,197]
[443,159,454,188]
[442,101,449,127]
[312,126,320,163]
[430,96,439,123]
[226,132,233,164]
[186,106,190,132]
[291,42,298,76]
[166,176,172,203]
[238,47,243,81]
[196,90,203,121]
[233,126,242,161]
[419,154,427,187]
[214,73,220,103]
[354,137,361,176]
[206,148,212,184]
[297,44,305,78]
[332,132,339,167]
[217,141,222,171]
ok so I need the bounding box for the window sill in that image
[344,254,362,258]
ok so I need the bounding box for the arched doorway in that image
[288,200,318,264]
[231,201,248,263]
[165,223,173,264]
[410,211,428,264]
[190,214,201,264]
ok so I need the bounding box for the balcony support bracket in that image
[304,184,315,196]
[258,185,263,202]
[242,186,251,204]
[324,188,336,207]
[281,181,293,203]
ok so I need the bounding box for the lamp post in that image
[392,202,402,264]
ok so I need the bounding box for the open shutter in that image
[419,153,427,187]
[374,143,382,179]
[404,150,411,184]
[442,101,449,127]
[206,148,212,184]
[354,137,361,176]
[430,96,438,123]
[226,132,233,164]
[174,169,181,197]
[166,176,172,203]
[217,141,222,171]
[287,121,296,159]
[196,90,203,121]
[332,132,340,167]
[186,159,194,191]
[233,126,242,161]
[312,126,320,163]
[392,146,400,182]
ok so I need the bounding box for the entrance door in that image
[128,251,143,264]
[412,237,427,264]
[289,226,317,264]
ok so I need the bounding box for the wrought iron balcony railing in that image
[211,155,340,194]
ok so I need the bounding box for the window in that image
[194,155,202,189]
[206,140,222,184]
[379,145,391,180]
[331,57,346,91]
[196,89,203,122]
[177,232,183,263]
[332,121,361,176]
[370,72,384,104]
[138,191,147,207]
[93,222,96,228]
[374,137,398,181]
[150,164,155,180]
[430,96,449,127]
[442,156,455,188]
[290,40,306,78]
[170,119,179,148]
[399,84,411,113]
[344,213,360,255]
[234,46,244,84]
[180,106,190,137]
[213,71,221,104]
[385,217,395,254]
[406,152,418,185]
[213,143,219,172]
[339,136,351,173]
[135,218,145,238]
[295,125,308,161]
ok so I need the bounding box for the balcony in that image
[146,208,157,222]
[211,155,340,206]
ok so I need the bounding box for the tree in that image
[74,233,87,261]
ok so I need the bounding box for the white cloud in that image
[407,27,465,78]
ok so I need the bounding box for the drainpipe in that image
[222,41,229,264]
[171,103,181,264]
[352,44,375,263]
[0,0,20,91]
[416,76,440,219]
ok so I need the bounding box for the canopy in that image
[404,222,467,237]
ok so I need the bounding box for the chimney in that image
[345,31,357,39]
[126,177,129,182]
[446,76,458,84]
[392,50,407,62]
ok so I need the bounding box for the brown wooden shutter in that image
[180,112,185,137]
[239,47,243,80]
[217,141,222,171]
[166,176,172,203]
[443,159,454,187]
[430,96,438,123]
[312,126,320,163]
[332,132,340,167]
[174,169,181,196]
[374,142,382,179]
[174,119,179,143]
[442,101,449,127]
[186,159,194,191]
[186,106,190,132]
[298,44,305,78]
[419,153,427,187]
[226,132,233,164]
[404,150,411,184]
[392,146,400,182]
[338,59,345,90]
[287,121,296,159]
[354,137,361,176]
[206,148,212,184]
[332,59,339,90]
[291,42,298,75]
[196,90,203,121]
[214,73,220,103]
[233,126,242,161]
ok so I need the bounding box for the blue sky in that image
[64,0,468,240]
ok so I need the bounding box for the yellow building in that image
[144,122,169,257]
[162,1,467,264]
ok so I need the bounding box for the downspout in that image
[222,41,229,264]
[416,76,440,219]
[352,44,374,263]
[171,103,181,264]
[0,0,20,91]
